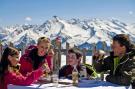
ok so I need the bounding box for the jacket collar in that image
[118,49,135,65]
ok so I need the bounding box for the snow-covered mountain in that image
[126,23,135,35]
[1,16,135,50]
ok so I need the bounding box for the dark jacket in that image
[59,64,97,79]
[94,49,135,86]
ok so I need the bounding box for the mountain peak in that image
[1,17,135,50]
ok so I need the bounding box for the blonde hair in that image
[37,37,51,45]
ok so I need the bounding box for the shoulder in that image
[24,45,37,54]
[60,65,69,69]
[103,55,114,62]
[127,49,135,62]
[82,64,93,71]
[60,65,70,71]
[20,54,32,64]
[82,64,92,67]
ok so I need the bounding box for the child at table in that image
[0,47,50,89]
[59,48,97,79]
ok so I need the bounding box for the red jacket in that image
[19,46,53,76]
[0,68,43,89]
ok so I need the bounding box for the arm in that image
[84,64,98,77]
[46,49,54,71]
[106,75,131,86]
[6,68,43,86]
[19,55,33,76]
[94,56,111,72]
[46,55,53,71]
[106,58,135,86]
[59,66,66,78]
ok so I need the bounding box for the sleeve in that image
[46,55,53,71]
[94,56,111,73]
[6,68,43,86]
[59,66,66,78]
[84,64,98,77]
[106,58,135,86]
[19,55,33,76]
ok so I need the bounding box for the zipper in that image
[113,57,129,75]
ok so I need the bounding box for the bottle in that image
[72,65,78,86]
[80,65,87,79]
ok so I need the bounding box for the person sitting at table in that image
[59,48,97,79]
[0,47,50,89]
[93,34,135,86]
[19,37,54,76]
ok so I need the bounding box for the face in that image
[8,55,19,67]
[112,41,126,56]
[37,41,50,56]
[67,53,79,66]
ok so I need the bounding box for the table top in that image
[8,80,131,89]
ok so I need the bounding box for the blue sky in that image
[0,0,135,26]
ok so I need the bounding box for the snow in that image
[0,16,135,50]
[1,16,135,68]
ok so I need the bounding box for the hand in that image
[93,50,100,60]
[26,72,32,76]
[41,63,50,73]
[93,50,99,56]
[48,49,54,56]
[89,76,96,80]
[93,50,105,60]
